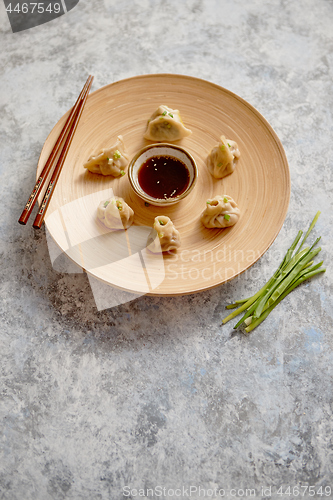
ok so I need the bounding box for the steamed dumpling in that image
[84,136,129,176]
[207,136,240,179]
[201,195,240,229]
[97,196,134,230]
[144,105,192,142]
[147,216,181,253]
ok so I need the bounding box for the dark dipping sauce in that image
[138,155,190,199]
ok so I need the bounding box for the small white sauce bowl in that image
[128,143,198,207]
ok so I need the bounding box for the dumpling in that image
[144,105,192,142]
[84,136,129,176]
[147,216,181,253]
[206,135,240,179]
[201,195,240,229]
[97,196,134,230]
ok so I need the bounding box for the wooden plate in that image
[38,74,290,296]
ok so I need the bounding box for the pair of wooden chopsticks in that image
[18,75,94,228]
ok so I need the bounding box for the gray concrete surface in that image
[0,0,332,499]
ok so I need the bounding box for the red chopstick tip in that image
[18,209,30,225]
[32,221,42,229]
[32,213,43,229]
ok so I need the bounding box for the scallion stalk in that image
[222,212,325,332]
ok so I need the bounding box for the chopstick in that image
[32,75,94,229]
[18,75,94,226]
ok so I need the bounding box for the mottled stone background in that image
[0,0,332,499]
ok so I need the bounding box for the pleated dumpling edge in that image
[144,105,192,142]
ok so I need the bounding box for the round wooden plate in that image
[38,74,290,296]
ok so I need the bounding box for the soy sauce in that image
[138,155,190,199]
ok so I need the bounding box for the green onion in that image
[224,214,230,221]
[228,143,231,147]
[167,124,171,128]
[113,150,121,159]
[223,197,228,203]
[168,113,174,118]
[159,220,165,225]
[220,145,225,151]
[217,162,223,167]
[222,212,325,332]
[106,157,110,161]
[295,211,321,254]
[103,201,110,208]
[245,266,325,333]
[162,111,167,116]
[120,170,125,176]
[206,201,211,204]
